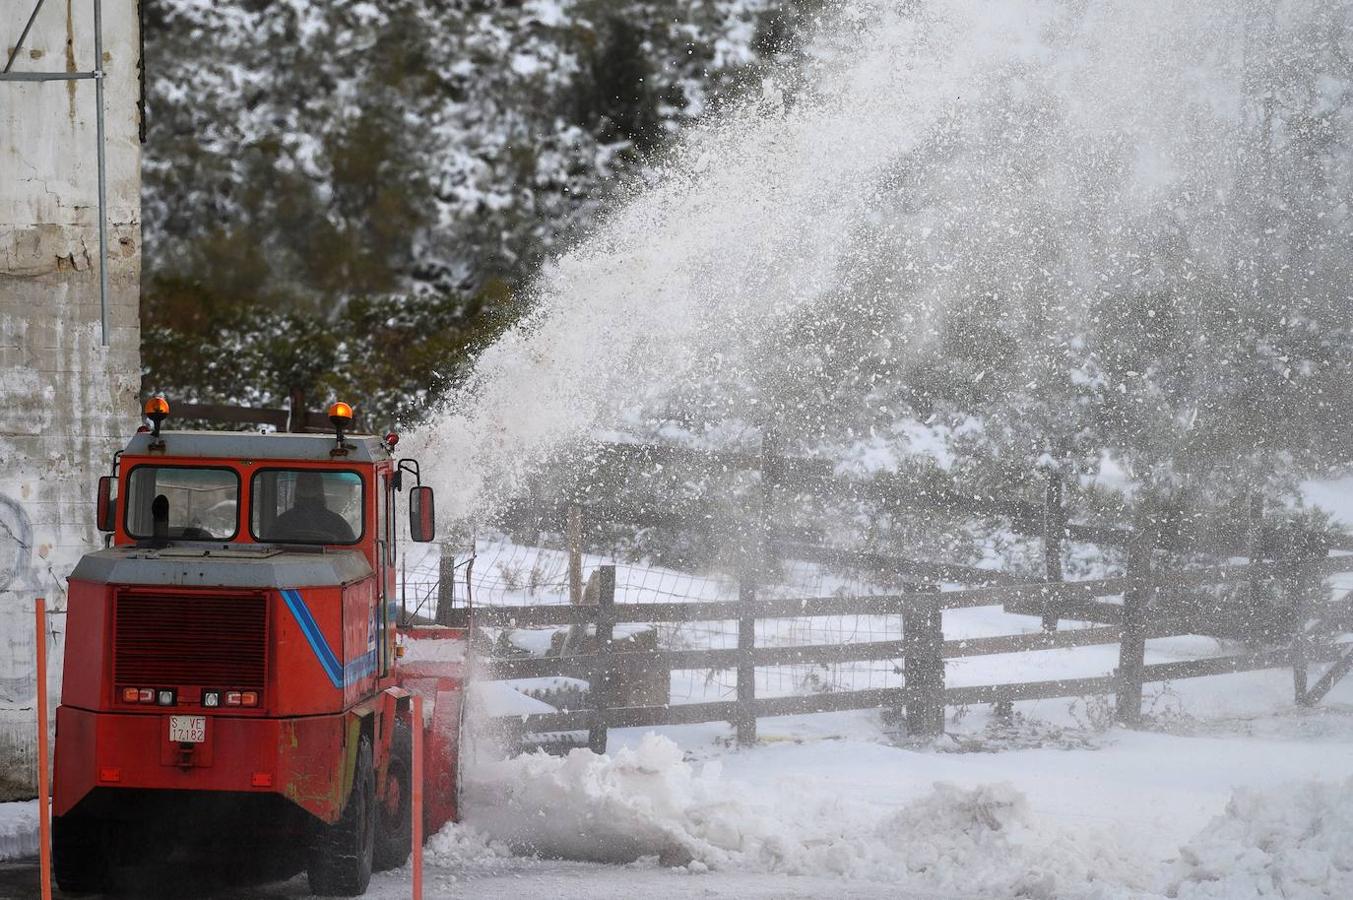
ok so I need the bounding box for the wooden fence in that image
[442,439,1353,748]
[462,553,1353,750]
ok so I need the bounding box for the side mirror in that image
[96,476,116,532]
[409,485,435,543]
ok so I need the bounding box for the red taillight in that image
[250,772,273,787]
[98,767,122,783]
[121,687,167,704]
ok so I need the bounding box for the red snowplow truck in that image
[52,399,466,896]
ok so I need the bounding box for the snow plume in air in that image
[414,0,1043,519]
[415,0,1353,520]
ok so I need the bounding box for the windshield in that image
[125,466,239,540]
[251,469,364,545]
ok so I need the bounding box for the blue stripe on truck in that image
[280,589,343,689]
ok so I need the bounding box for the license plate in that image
[169,715,206,743]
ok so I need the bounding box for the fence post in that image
[436,545,455,626]
[1115,524,1155,726]
[903,596,944,737]
[287,386,310,433]
[1291,562,1309,704]
[926,597,945,735]
[587,565,616,755]
[568,505,583,606]
[760,426,779,572]
[1041,470,1065,633]
[1289,536,1319,706]
[728,426,777,749]
[736,577,758,746]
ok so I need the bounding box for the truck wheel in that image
[373,720,413,871]
[52,815,110,894]
[308,734,376,896]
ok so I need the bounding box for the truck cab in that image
[52,402,457,897]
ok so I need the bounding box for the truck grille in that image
[114,592,267,690]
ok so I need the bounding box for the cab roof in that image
[122,431,392,463]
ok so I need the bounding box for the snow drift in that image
[439,735,1353,898]
[1170,778,1353,899]
[454,734,1148,898]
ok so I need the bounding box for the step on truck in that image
[52,399,466,896]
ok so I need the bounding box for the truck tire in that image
[52,815,110,895]
[373,720,413,871]
[308,734,376,896]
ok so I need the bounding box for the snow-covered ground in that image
[306,481,1353,894]
[393,673,1353,900]
[6,675,1352,898]
[0,800,37,865]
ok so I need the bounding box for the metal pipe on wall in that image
[93,0,110,347]
[2,0,48,73]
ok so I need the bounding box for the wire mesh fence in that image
[403,516,1353,725]
[405,535,913,705]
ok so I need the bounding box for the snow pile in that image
[462,733,744,867]
[878,782,1147,898]
[424,821,513,870]
[1170,779,1353,899]
[456,734,1147,897]
[0,800,39,862]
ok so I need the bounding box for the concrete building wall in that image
[1,1,142,798]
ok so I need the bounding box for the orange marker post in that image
[411,694,423,900]
[35,598,52,900]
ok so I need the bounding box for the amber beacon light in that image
[328,401,354,444]
[143,396,170,436]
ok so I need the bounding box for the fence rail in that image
[449,558,1334,629]
[484,639,1353,736]
[472,553,1353,747]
